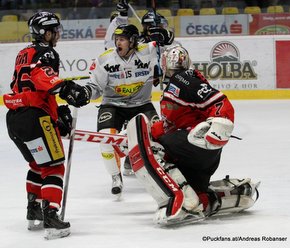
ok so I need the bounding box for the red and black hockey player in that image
[4,11,90,239]
[126,45,260,225]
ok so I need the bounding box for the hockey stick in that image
[128,3,141,23]
[63,75,90,81]
[63,129,128,157]
[74,129,128,146]
[151,0,164,90]
[60,107,78,220]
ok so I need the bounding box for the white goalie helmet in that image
[161,45,191,78]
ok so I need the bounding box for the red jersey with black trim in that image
[160,69,234,133]
[6,42,65,120]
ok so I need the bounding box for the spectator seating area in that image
[0,4,289,22]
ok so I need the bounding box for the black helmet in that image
[28,11,61,41]
[114,24,139,48]
[141,10,163,26]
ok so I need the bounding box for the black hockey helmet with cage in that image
[141,10,168,37]
[28,11,61,41]
[114,24,139,48]
[141,10,168,27]
[141,10,161,26]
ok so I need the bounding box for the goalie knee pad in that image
[163,163,199,211]
[209,175,260,215]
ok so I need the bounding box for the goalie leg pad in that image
[127,114,183,213]
[127,114,203,225]
[209,176,260,215]
[163,163,200,211]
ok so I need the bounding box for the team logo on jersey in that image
[197,83,212,99]
[115,82,144,96]
[135,59,150,69]
[104,63,121,72]
[168,84,180,97]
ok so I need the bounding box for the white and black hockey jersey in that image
[87,42,158,108]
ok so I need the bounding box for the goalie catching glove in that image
[59,80,92,107]
[187,117,234,150]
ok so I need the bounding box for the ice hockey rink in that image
[0,100,290,248]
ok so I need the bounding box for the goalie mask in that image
[28,11,61,41]
[161,45,191,78]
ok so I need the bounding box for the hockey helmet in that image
[28,11,61,41]
[162,45,191,77]
[114,24,139,48]
[141,10,168,28]
[142,10,161,26]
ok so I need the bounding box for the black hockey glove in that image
[59,80,91,107]
[116,0,129,16]
[148,26,174,46]
[57,105,73,137]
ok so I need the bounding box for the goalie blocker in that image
[127,114,260,226]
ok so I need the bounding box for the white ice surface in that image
[0,100,290,248]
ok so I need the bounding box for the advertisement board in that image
[276,40,290,88]
[1,36,290,100]
[0,19,110,43]
[249,13,290,35]
[179,15,249,36]
[179,36,274,90]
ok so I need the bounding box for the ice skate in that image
[42,201,70,240]
[123,156,134,176]
[154,205,205,227]
[111,173,123,199]
[27,193,43,230]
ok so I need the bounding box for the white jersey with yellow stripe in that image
[87,42,158,108]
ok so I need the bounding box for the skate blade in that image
[156,213,205,228]
[44,227,70,240]
[123,169,135,177]
[27,220,43,230]
[112,192,122,201]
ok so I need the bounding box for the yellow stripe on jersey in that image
[100,48,114,57]
[39,116,64,160]
[137,43,149,51]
